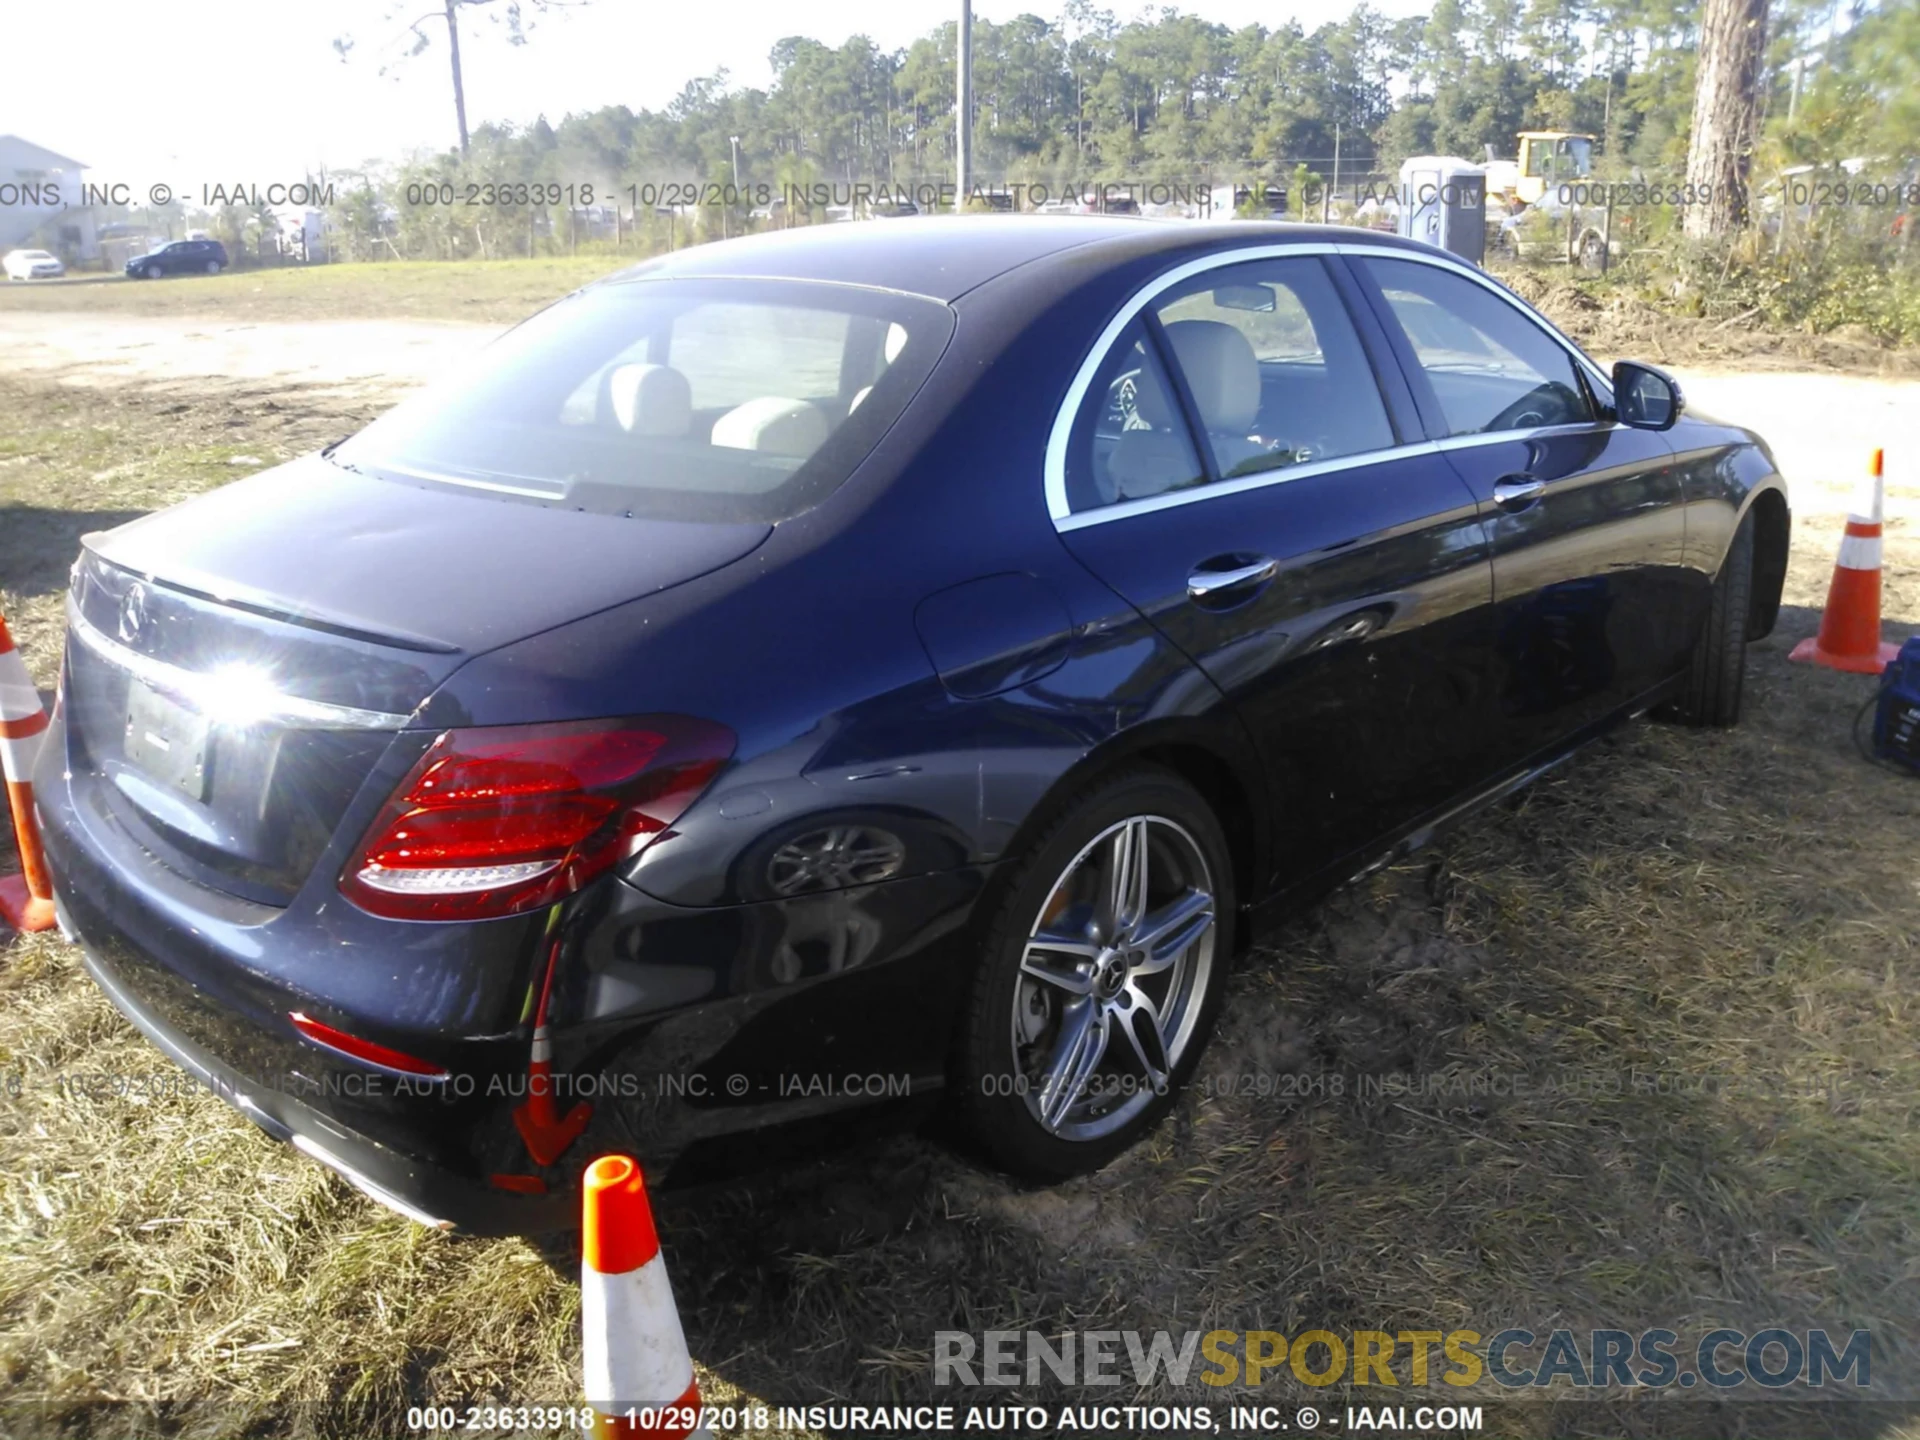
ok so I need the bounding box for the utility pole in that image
[1331,122,1341,220]
[956,0,972,212]
[445,0,470,156]
[729,135,741,189]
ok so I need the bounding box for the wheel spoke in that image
[1130,889,1214,973]
[1103,818,1151,937]
[1119,985,1172,1087]
[1020,931,1100,995]
[1039,1000,1109,1130]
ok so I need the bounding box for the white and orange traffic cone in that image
[0,614,57,934]
[1791,448,1903,674]
[582,1154,710,1440]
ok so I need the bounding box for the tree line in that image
[376,0,1909,187]
[275,0,1915,264]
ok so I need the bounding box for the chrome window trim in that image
[1056,440,1442,532]
[1430,419,1611,455]
[1044,239,1616,529]
[68,604,413,731]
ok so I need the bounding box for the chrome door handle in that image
[1187,557,1278,601]
[1492,476,1546,511]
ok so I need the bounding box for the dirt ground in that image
[1502,268,1920,381]
[2,275,1919,1439]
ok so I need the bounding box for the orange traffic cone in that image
[581,1154,710,1440]
[513,927,591,1165]
[0,614,57,934]
[1791,448,1902,675]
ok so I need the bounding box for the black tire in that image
[206,260,223,274]
[1677,512,1755,727]
[956,767,1235,1181]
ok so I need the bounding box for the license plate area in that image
[125,682,210,800]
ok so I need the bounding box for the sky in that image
[3,0,1427,184]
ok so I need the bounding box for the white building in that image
[0,135,98,261]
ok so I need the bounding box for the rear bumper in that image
[57,887,572,1235]
[36,704,989,1232]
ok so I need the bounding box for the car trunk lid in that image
[64,457,770,906]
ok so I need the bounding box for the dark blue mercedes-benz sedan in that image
[36,218,1790,1232]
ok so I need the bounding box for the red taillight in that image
[340,716,733,921]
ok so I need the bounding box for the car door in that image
[1051,251,1498,886]
[1348,253,1689,764]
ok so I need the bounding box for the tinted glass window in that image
[1151,256,1394,479]
[668,303,854,410]
[331,278,952,524]
[1362,257,1592,436]
[1065,320,1206,514]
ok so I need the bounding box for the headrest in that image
[710,397,830,459]
[606,363,692,437]
[1162,319,1260,432]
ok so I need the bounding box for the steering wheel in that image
[1102,370,1141,432]
[1486,382,1576,433]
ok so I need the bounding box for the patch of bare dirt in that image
[1502,267,1920,377]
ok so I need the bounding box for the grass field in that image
[1,267,1918,1439]
[0,257,622,325]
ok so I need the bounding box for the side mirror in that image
[1612,360,1684,430]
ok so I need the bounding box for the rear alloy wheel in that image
[206,260,222,274]
[1676,511,1755,727]
[959,769,1233,1180]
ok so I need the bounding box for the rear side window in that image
[332,278,952,524]
[1361,257,1592,436]
[1064,320,1207,513]
[1149,256,1395,480]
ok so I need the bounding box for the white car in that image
[4,249,65,281]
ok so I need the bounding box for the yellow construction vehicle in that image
[1485,131,1596,210]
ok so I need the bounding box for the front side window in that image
[1361,257,1593,437]
[330,278,951,523]
[1150,256,1395,480]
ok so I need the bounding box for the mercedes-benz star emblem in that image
[117,581,150,645]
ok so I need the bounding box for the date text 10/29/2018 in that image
[398,180,1214,212]
[406,1404,1482,1433]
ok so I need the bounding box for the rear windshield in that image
[330,277,954,523]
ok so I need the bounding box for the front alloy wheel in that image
[960,768,1234,1179]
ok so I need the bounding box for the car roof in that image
[599,216,1445,304]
